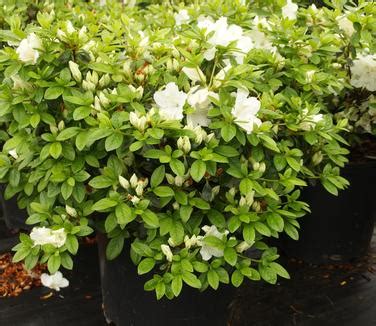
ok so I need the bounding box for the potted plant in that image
[275,1,376,263]
[0,0,352,324]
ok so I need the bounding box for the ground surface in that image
[1,227,376,326]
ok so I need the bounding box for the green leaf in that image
[61,182,73,200]
[182,272,201,289]
[224,247,237,266]
[44,86,64,100]
[190,197,210,210]
[115,203,133,225]
[171,275,183,296]
[89,176,114,189]
[151,166,165,188]
[321,179,338,196]
[170,159,185,176]
[49,142,62,159]
[73,106,91,120]
[284,223,299,240]
[92,198,118,211]
[190,160,206,182]
[137,258,156,275]
[214,146,240,157]
[231,270,244,287]
[105,133,124,151]
[286,157,301,172]
[142,210,159,228]
[207,209,226,228]
[153,186,174,197]
[65,234,79,254]
[12,247,30,262]
[270,262,290,279]
[254,222,271,236]
[207,269,219,289]
[56,127,80,141]
[243,225,256,243]
[47,255,61,274]
[106,236,124,260]
[221,124,236,142]
[266,213,284,232]
[60,253,74,270]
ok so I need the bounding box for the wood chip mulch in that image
[0,253,46,298]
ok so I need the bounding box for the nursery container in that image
[278,161,376,263]
[0,185,28,231]
[97,234,236,326]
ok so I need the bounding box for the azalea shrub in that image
[0,0,355,298]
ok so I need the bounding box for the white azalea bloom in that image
[161,244,173,262]
[282,0,298,20]
[233,36,254,64]
[300,109,324,130]
[30,227,55,246]
[182,67,206,83]
[197,15,215,31]
[50,228,67,248]
[153,82,187,120]
[203,47,216,61]
[41,271,69,291]
[248,30,276,53]
[198,225,228,261]
[99,0,106,6]
[231,89,262,134]
[8,149,19,159]
[252,16,271,30]
[16,33,42,64]
[187,87,218,127]
[336,15,355,37]
[174,9,190,26]
[350,54,376,92]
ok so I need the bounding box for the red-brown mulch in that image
[0,253,46,298]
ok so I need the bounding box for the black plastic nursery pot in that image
[278,161,376,264]
[0,185,28,231]
[97,234,236,326]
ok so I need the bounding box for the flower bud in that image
[161,244,173,262]
[58,120,65,131]
[99,74,111,88]
[177,136,191,154]
[229,187,236,197]
[8,149,18,160]
[130,196,140,205]
[252,201,261,212]
[135,184,144,197]
[99,92,110,107]
[236,241,253,253]
[50,125,59,135]
[174,176,184,187]
[130,174,138,188]
[259,162,266,173]
[253,162,260,171]
[66,205,77,217]
[212,185,220,197]
[172,202,180,210]
[69,61,82,83]
[184,235,199,249]
[312,151,323,165]
[119,176,130,190]
[166,174,175,185]
[82,80,96,92]
[168,237,177,247]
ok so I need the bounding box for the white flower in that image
[203,47,217,61]
[182,67,206,83]
[66,21,76,35]
[282,0,298,20]
[350,54,376,92]
[248,30,276,53]
[99,0,106,6]
[187,87,218,127]
[8,149,19,159]
[299,109,324,130]
[252,16,271,30]
[30,227,67,248]
[336,15,355,37]
[198,225,228,261]
[233,36,254,64]
[231,89,262,134]
[174,9,190,26]
[16,33,42,64]
[41,271,69,291]
[161,244,173,262]
[153,82,187,120]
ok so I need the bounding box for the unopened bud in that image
[236,241,253,253]
[166,173,175,185]
[58,120,65,131]
[69,61,82,83]
[99,74,111,88]
[174,176,184,187]
[172,202,180,210]
[130,174,138,188]
[312,151,323,165]
[252,201,261,212]
[177,136,191,154]
[119,175,130,190]
[82,80,96,92]
[253,162,260,171]
[66,205,77,217]
[259,162,266,173]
